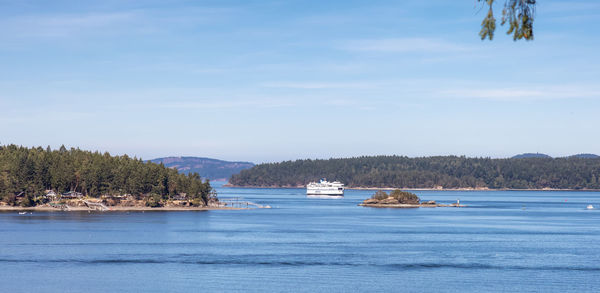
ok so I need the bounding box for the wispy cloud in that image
[0,108,97,124]
[260,81,382,89]
[341,38,472,53]
[2,12,139,38]
[540,1,600,24]
[542,1,600,13]
[158,99,296,110]
[0,6,241,39]
[439,85,600,101]
[546,13,600,23]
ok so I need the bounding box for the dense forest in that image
[229,156,600,190]
[0,145,213,206]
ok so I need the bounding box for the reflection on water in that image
[306,194,344,199]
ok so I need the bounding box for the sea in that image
[1,182,600,292]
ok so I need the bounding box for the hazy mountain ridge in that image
[512,153,552,159]
[512,153,599,159]
[570,153,600,159]
[150,157,255,181]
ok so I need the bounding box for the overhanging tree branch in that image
[478,0,536,41]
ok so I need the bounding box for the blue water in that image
[2,185,600,292]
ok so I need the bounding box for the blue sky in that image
[1,0,599,163]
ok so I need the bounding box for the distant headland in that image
[0,145,224,211]
[228,154,600,190]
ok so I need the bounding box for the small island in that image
[359,190,463,208]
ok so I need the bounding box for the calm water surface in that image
[2,184,600,292]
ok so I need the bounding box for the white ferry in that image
[306,179,344,196]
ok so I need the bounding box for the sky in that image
[1,0,599,163]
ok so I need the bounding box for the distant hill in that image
[150,157,254,181]
[511,153,600,159]
[512,153,552,159]
[570,153,600,159]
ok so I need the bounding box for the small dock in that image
[49,203,70,211]
[83,200,109,211]
[219,197,271,209]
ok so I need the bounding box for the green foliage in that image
[190,198,203,207]
[145,194,162,207]
[372,190,389,200]
[0,144,213,206]
[479,2,496,40]
[20,194,35,207]
[230,155,600,190]
[388,190,420,204]
[2,194,17,206]
[370,189,419,204]
[478,0,535,41]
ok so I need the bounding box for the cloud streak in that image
[0,6,241,39]
[1,12,139,38]
[260,81,383,89]
[158,99,296,110]
[439,85,600,101]
[341,38,472,53]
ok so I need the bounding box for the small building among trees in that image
[173,193,187,201]
[61,191,83,199]
[44,190,58,200]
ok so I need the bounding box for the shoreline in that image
[359,203,465,208]
[0,205,246,212]
[224,185,600,192]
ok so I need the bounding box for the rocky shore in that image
[0,198,246,212]
[0,205,243,212]
[358,201,463,208]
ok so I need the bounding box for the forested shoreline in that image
[229,156,600,190]
[0,145,213,206]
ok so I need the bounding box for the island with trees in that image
[229,155,600,190]
[0,144,232,211]
[359,189,462,208]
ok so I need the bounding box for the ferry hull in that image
[306,194,343,199]
[306,189,344,196]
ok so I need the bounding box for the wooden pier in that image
[49,203,70,211]
[82,200,109,211]
[219,197,271,209]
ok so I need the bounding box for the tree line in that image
[0,144,212,206]
[229,155,600,190]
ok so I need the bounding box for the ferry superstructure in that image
[306,179,344,196]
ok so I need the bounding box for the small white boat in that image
[586,205,594,210]
[18,211,27,215]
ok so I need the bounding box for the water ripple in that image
[1,258,599,272]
